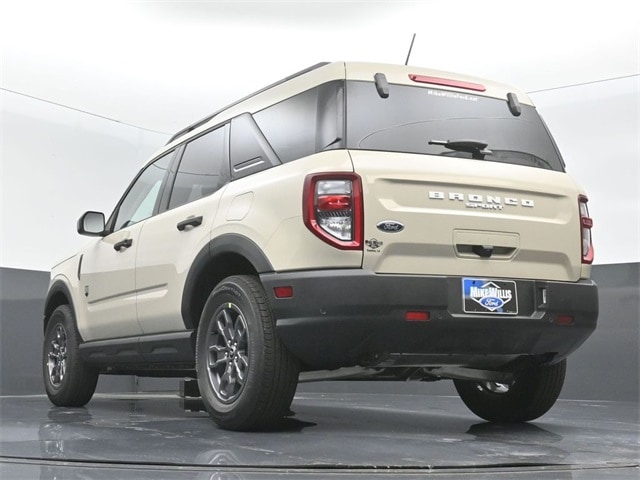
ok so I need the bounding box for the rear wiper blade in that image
[428,139,492,159]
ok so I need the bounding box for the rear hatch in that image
[351,150,583,282]
[344,68,587,282]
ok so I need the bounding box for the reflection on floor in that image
[0,386,638,479]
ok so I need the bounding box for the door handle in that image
[177,215,203,231]
[114,238,133,251]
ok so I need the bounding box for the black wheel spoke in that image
[217,310,234,346]
[233,354,248,384]
[234,317,246,342]
[220,367,236,396]
[208,344,229,368]
[46,325,68,388]
[205,302,250,403]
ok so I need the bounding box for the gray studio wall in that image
[0,267,136,395]
[1,264,638,400]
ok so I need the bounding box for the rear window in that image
[346,81,564,172]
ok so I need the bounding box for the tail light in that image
[303,173,363,250]
[579,195,594,264]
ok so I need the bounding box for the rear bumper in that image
[261,270,598,371]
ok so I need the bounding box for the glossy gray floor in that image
[1,384,638,479]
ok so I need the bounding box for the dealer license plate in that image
[462,278,518,315]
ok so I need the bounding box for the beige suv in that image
[43,62,598,431]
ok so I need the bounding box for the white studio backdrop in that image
[1,0,639,271]
[530,76,640,266]
[0,90,169,271]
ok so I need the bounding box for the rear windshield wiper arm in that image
[429,139,492,160]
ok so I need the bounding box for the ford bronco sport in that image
[43,62,598,431]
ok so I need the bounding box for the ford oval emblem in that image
[479,297,505,309]
[376,221,405,233]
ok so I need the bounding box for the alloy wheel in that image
[47,324,68,388]
[205,303,250,403]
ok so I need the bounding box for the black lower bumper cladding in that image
[261,270,598,371]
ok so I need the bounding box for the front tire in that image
[43,305,98,407]
[454,359,566,423]
[195,275,299,431]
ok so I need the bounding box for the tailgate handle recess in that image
[456,244,517,259]
[472,245,494,258]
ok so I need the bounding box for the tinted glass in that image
[113,152,173,230]
[229,113,280,179]
[346,81,564,171]
[169,126,227,209]
[253,81,344,163]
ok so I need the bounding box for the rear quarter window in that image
[253,81,344,163]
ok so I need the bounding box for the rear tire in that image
[43,305,98,407]
[454,359,566,423]
[195,275,299,431]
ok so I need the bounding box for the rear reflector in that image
[557,315,575,326]
[406,311,430,322]
[409,74,486,92]
[274,286,294,299]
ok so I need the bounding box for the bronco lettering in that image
[429,191,535,207]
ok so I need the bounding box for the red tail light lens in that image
[579,195,594,264]
[317,194,352,211]
[303,173,363,250]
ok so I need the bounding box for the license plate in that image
[462,278,518,315]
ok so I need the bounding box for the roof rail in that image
[166,62,331,145]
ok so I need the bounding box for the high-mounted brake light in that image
[303,173,363,250]
[409,74,486,92]
[578,195,594,264]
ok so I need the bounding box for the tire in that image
[43,305,99,407]
[195,275,299,431]
[453,359,566,423]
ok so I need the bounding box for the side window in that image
[253,81,344,163]
[168,126,228,209]
[113,152,173,231]
[229,113,281,180]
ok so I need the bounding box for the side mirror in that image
[77,211,106,236]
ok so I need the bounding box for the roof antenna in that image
[404,33,416,66]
